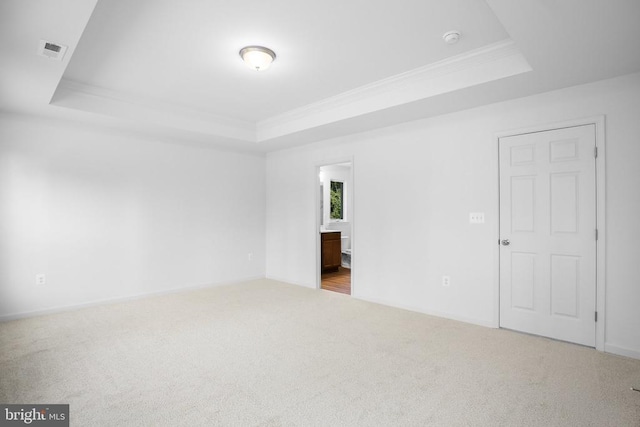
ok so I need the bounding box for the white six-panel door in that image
[499,125,597,347]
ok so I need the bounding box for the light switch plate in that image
[469,212,485,224]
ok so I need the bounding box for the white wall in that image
[265,72,640,358]
[0,114,266,319]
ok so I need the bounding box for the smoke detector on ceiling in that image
[37,40,68,61]
[443,31,461,45]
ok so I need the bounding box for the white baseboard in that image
[604,343,640,360]
[353,294,496,329]
[0,275,265,322]
[265,275,316,289]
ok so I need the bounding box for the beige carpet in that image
[1,279,639,426]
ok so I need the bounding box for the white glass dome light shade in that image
[239,46,276,71]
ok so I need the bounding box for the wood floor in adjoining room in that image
[321,267,351,295]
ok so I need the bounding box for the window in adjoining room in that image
[330,181,344,221]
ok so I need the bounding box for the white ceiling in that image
[2,0,640,152]
[62,0,509,122]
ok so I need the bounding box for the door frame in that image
[315,156,355,293]
[494,116,606,351]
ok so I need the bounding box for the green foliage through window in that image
[330,181,343,220]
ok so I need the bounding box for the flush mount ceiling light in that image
[239,46,276,71]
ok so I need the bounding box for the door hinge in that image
[594,146,598,158]
[595,311,598,322]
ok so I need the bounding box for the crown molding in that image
[51,78,257,142]
[50,40,531,146]
[257,39,531,142]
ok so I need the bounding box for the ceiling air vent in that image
[37,40,68,61]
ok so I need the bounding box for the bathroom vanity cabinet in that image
[321,231,341,273]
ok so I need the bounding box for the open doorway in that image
[317,161,353,295]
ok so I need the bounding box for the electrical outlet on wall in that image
[248,252,253,261]
[36,274,46,285]
[442,276,451,287]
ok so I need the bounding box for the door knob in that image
[501,239,510,246]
